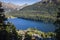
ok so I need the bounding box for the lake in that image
[7,18,55,32]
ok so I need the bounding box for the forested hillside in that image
[7,0,60,23]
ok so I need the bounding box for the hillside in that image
[1,2,27,12]
[7,0,60,23]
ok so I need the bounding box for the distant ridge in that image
[0,2,28,12]
[1,2,20,11]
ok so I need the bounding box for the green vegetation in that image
[17,28,56,39]
[6,1,60,23]
[27,28,56,38]
[0,2,18,40]
[54,6,60,40]
[0,0,60,40]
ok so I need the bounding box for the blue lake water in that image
[7,18,55,32]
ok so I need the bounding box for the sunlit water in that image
[7,18,55,32]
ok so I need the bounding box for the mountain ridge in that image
[7,0,60,22]
[1,2,28,11]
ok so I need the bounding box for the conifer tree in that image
[0,2,8,40]
[0,2,18,40]
[55,6,60,40]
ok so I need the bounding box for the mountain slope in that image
[20,1,57,14]
[2,2,20,11]
[8,0,60,22]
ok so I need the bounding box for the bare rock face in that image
[2,2,19,9]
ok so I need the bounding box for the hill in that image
[1,2,28,12]
[7,0,60,23]
[2,2,20,11]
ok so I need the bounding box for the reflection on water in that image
[7,18,55,32]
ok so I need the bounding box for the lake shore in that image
[17,28,56,39]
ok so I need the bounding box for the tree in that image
[0,2,8,40]
[0,2,18,40]
[24,32,32,40]
[54,7,60,40]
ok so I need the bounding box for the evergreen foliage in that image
[54,7,60,40]
[0,2,18,40]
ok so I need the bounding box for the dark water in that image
[7,18,55,32]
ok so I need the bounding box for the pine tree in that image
[0,2,8,40]
[54,7,60,40]
[0,2,18,40]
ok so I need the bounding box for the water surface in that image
[7,18,55,32]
